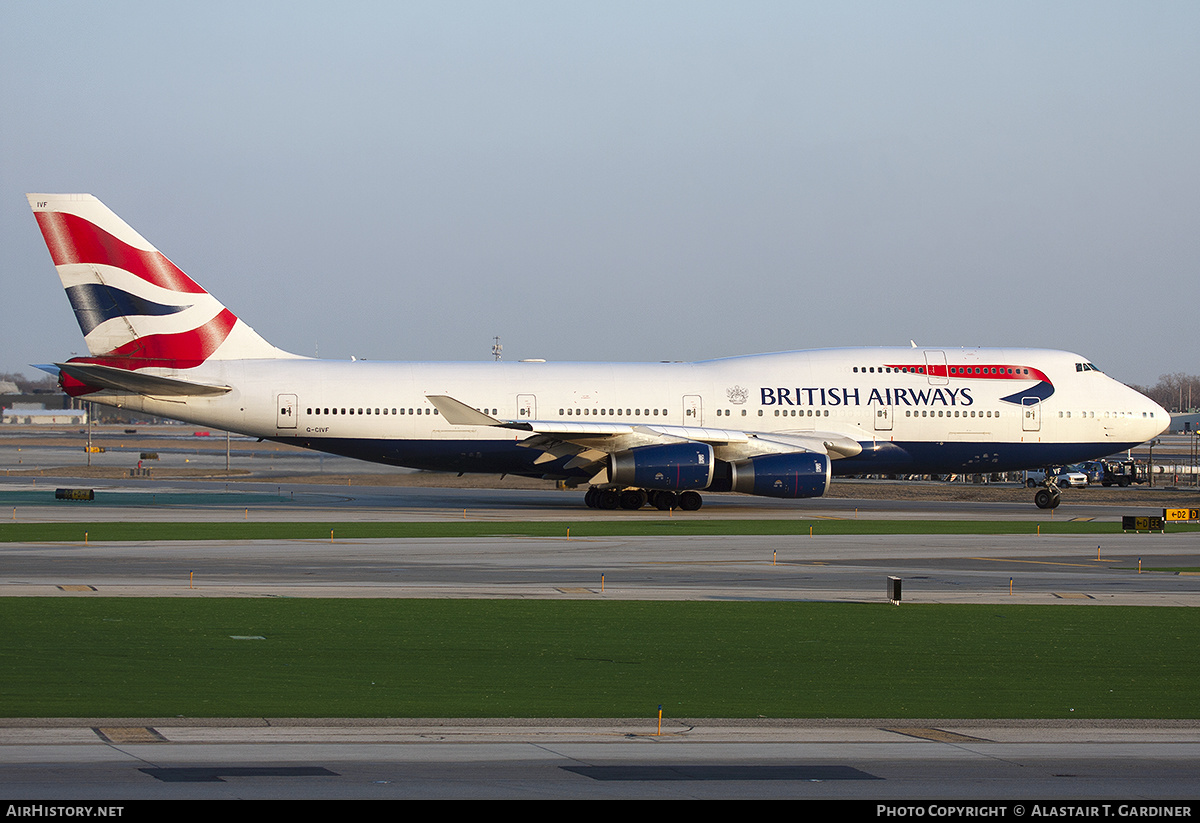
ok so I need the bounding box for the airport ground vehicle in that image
[1025,467,1088,489]
[1082,459,1148,487]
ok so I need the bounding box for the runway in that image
[2,719,1199,800]
[1,473,1196,605]
[1,471,1198,800]
[2,532,1198,605]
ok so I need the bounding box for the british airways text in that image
[760,387,975,407]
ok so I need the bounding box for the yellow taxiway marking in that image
[1052,593,1095,600]
[56,585,96,592]
[973,557,1118,569]
[884,728,991,743]
[95,727,166,744]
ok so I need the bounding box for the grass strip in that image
[2,520,1198,542]
[1,599,1196,719]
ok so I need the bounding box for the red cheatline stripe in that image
[884,363,1051,383]
[71,309,238,370]
[34,211,206,294]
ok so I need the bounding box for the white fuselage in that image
[85,345,1168,480]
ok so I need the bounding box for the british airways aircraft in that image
[28,193,1169,511]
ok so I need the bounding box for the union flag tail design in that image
[28,193,286,370]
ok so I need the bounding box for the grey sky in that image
[2,1,1196,386]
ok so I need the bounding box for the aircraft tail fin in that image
[27,193,291,370]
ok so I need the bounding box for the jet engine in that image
[730,452,831,498]
[608,443,715,491]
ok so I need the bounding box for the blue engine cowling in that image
[608,443,715,491]
[730,452,831,498]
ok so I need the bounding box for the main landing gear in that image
[584,487,703,511]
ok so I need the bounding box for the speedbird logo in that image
[34,207,238,374]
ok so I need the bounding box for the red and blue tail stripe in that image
[29,193,286,377]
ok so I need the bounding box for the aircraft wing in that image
[426,394,861,481]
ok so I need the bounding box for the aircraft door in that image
[517,394,537,419]
[682,395,703,426]
[276,394,297,429]
[1022,397,1041,432]
[873,400,893,431]
[924,350,948,385]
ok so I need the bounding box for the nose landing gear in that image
[1033,481,1062,509]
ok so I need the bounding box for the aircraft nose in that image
[1148,399,1171,438]
[1133,393,1171,441]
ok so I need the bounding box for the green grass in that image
[2,599,1196,718]
[2,519,1198,543]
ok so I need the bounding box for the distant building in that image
[1,406,87,425]
[1172,413,1200,434]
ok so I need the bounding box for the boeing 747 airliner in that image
[27,193,1169,510]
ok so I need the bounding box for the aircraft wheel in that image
[678,491,703,511]
[619,489,647,510]
[653,491,677,511]
[597,489,620,510]
[1048,491,1062,508]
[584,488,598,508]
[1034,489,1054,509]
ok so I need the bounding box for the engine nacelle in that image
[608,443,715,491]
[730,452,831,498]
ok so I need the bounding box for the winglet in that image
[426,395,503,426]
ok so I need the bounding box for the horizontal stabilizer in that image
[56,362,231,396]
